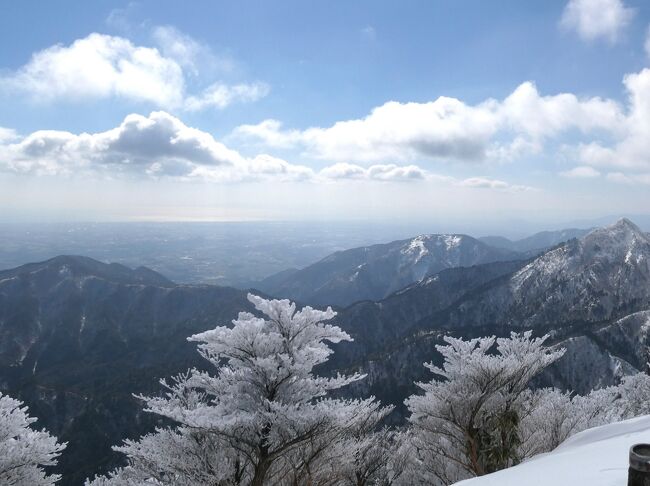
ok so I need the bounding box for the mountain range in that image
[255,227,600,307]
[1,220,649,483]
[330,218,650,402]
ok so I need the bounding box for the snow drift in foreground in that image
[455,415,650,486]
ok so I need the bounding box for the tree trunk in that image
[466,429,485,476]
[252,423,272,486]
[251,460,270,486]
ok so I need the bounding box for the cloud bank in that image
[0,111,533,193]
[236,66,650,185]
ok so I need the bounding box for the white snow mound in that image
[455,415,650,486]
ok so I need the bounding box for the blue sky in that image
[1,0,650,227]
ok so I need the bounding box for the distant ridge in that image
[0,255,175,287]
[255,233,521,306]
[479,227,592,254]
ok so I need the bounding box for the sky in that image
[1,0,650,228]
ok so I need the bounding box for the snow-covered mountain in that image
[256,234,521,306]
[433,218,650,331]
[332,218,650,399]
[455,414,650,486]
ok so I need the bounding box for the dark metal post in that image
[629,444,650,485]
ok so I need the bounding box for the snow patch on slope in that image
[402,235,431,263]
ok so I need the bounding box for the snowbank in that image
[455,415,650,486]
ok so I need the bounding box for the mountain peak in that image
[583,218,648,245]
[610,217,643,233]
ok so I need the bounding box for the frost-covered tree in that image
[518,387,616,458]
[0,392,66,485]
[275,401,401,486]
[404,332,565,485]
[89,294,391,486]
[611,371,650,418]
[330,405,406,486]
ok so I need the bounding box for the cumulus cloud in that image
[0,111,282,181]
[0,32,267,111]
[235,81,623,164]
[575,69,650,171]
[560,0,634,43]
[560,166,601,178]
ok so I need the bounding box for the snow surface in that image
[455,415,650,486]
[401,234,464,263]
[402,236,430,262]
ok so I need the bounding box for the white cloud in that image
[576,69,650,171]
[151,25,236,76]
[318,163,428,182]
[233,119,305,149]
[606,172,650,185]
[457,177,535,192]
[316,163,532,189]
[235,81,623,164]
[499,81,623,139]
[151,25,207,75]
[105,3,142,33]
[184,82,270,111]
[560,0,634,43]
[1,33,184,107]
[0,32,267,111]
[560,166,601,178]
[0,127,18,143]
